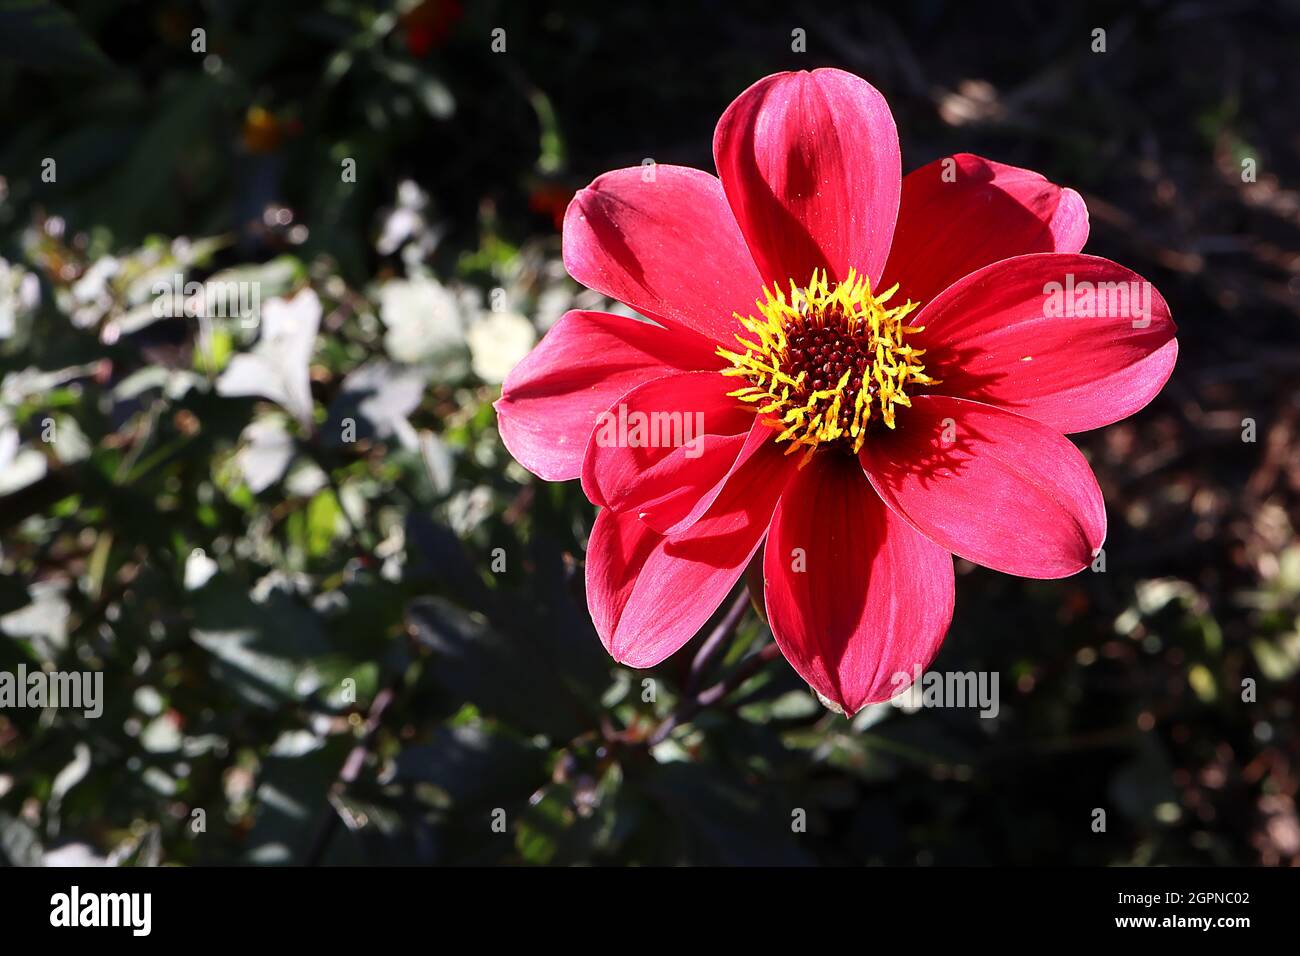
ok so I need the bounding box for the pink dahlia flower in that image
[494,69,1178,715]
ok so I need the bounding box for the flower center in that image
[718,269,934,462]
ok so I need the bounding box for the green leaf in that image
[190,576,331,709]
[0,0,114,74]
[638,762,815,866]
[407,597,589,740]
[390,723,546,810]
[306,489,344,558]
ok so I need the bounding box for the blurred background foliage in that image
[1,0,1298,865]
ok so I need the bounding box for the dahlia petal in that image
[713,68,901,290]
[580,370,753,520]
[880,154,1090,306]
[494,310,718,481]
[860,395,1106,579]
[562,165,764,345]
[586,440,795,667]
[764,454,954,716]
[915,254,1177,433]
[651,415,773,536]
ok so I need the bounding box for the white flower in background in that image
[112,366,204,402]
[330,361,429,451]
[216,288,321,429]
[447,485,493,537]
[376,179,432,257]
[284,460,327,497]
[235,416,296,493]
[0,406,47,496]
[0,580,69,656]
[41,844,108,867]
[1,362,98,405]
[47,414,91,465]
[534,283,573,333]
[62,255,120,328]
[0,257,39,340]
[184,548,219,590]
[375,180,444,274]
[377,276,466,369]
[467,310,535,384]
[419,429,454,495]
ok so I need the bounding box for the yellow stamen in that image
[718,268,935,463]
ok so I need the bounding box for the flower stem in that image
[303,680,399,866]
[648,642,782,747]
[684,588,751,696]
